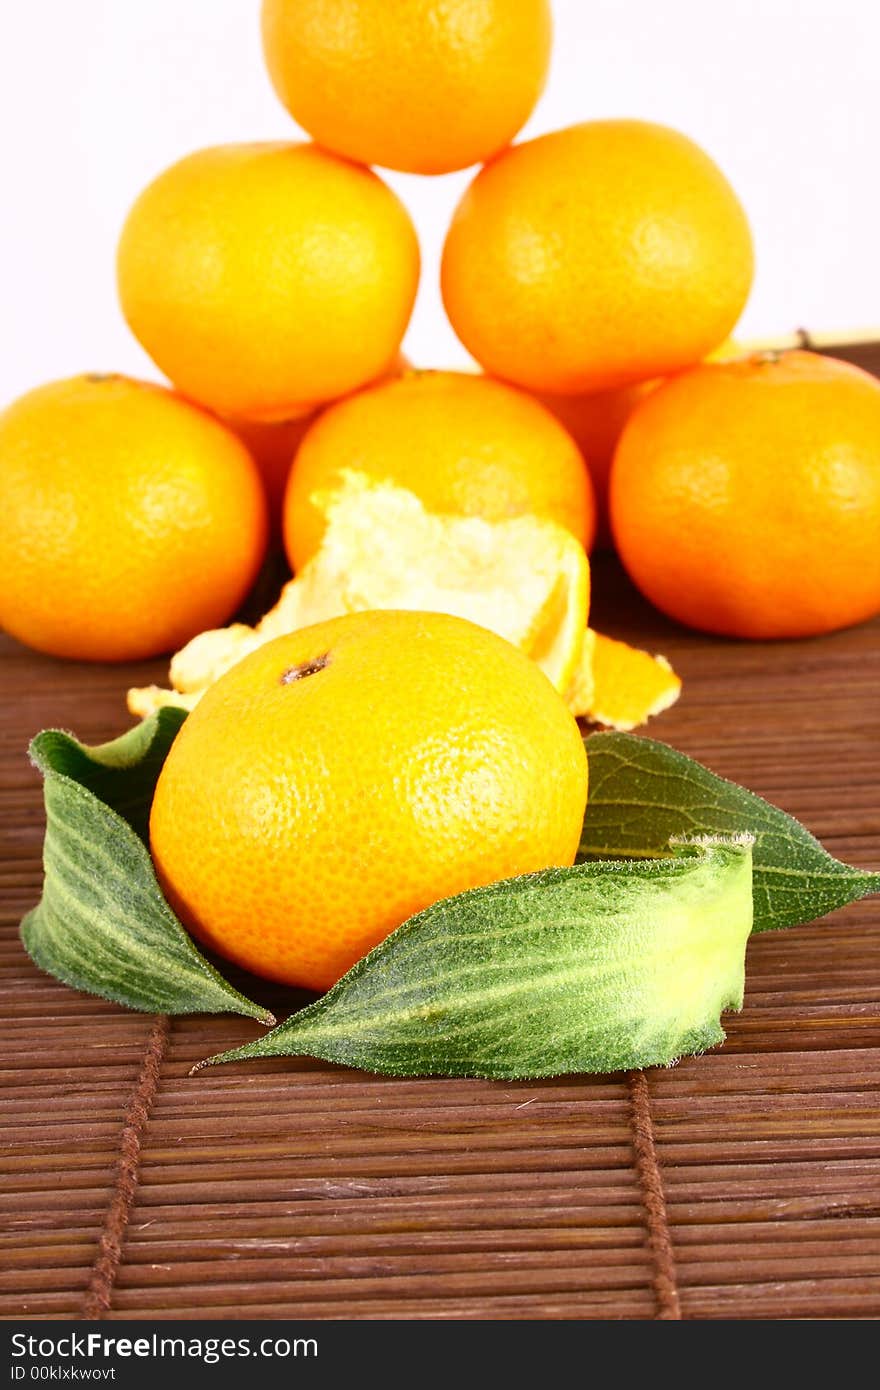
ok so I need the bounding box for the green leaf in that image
[198,837,753,1080]
[580,731,879,932]
[20,715,274,1024]
[29,707,188,843]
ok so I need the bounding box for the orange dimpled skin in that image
[149,611,589,991]
[0,375,267,662]
[610,352,880,639]
[261,0,552,175]
[117,143,420,421]
[442,120,754,395]
[283,370,595,571]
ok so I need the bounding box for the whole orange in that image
[0,375,267,661]
[283,369,596,571]
[117,143,419,421]
[150,610,588,991]
[441,120,753,394]
[610,351,880,639]
[261,0,552,175]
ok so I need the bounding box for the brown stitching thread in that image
[81,1014,169,1320]
[627,1068,682,1320]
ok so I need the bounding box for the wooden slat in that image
[1,339,879,1320]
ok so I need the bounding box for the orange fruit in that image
[535,340,744,541]
[117,143,420,421]
[260,0,552,175]
[441,120,754,394]
[610,351,880,639]
[150,610,588,991]
[0,374,267,662]
[283,369,596,571]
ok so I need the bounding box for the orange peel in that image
[128,473,681,733]
[128,474,590,717]
[568,630,681,731]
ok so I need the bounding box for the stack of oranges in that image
[4,1,880,996]
[2,0,880,663]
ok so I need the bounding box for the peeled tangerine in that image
[128,475,680,732]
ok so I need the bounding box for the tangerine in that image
[0,375,266,661]
[261,0,552,174]
[610,351,880,638]
[117,143,419,421]
[150,610,588,990]
[442,120,753,394]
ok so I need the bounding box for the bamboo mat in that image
[2,340,879,1322]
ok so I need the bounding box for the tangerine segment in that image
[150,611,588,991]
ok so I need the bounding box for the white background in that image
[1,0,878,404]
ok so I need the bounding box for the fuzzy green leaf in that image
[199,837,753,1079]
[580,731,879,932]
[20,715,274,1023]
[29,708,187,843]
